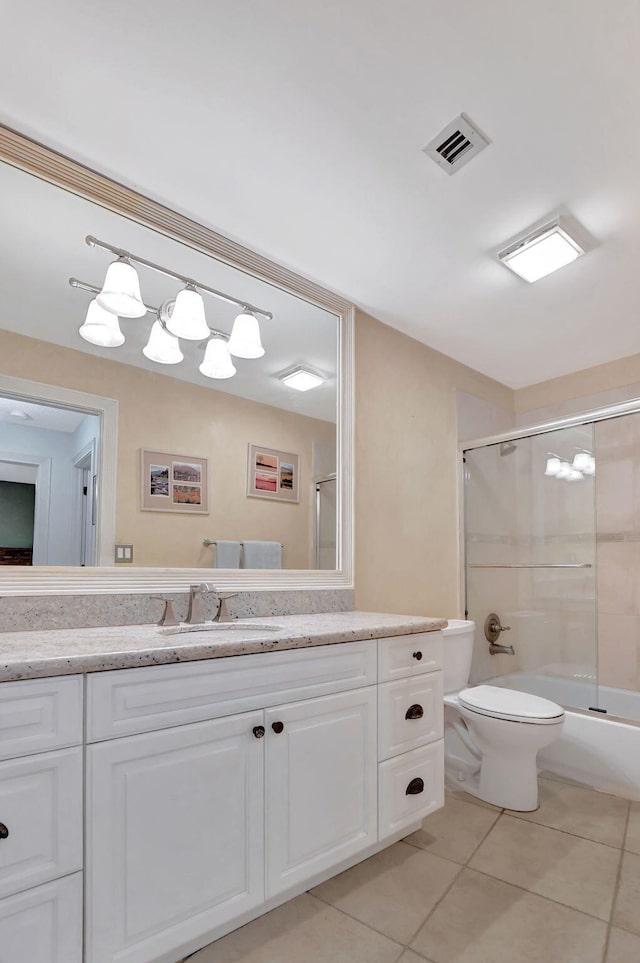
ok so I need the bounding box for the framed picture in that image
[247,443,300,503]
[140,450,209,513]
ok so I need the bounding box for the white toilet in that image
[442,620,565,811]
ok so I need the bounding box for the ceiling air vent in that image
[422,113,490,175]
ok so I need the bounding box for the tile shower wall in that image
[595,414,640,691]
[466,424,597,691]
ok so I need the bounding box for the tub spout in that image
[489,642,515,655]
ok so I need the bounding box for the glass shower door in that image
[464,422,598,711]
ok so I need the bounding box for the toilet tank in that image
[442,619,475,693]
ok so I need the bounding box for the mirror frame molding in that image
[0,124,354,595]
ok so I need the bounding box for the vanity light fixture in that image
[544,455,562,476]
[572,450,592,472]
[165,284,210,341]
[142,320,184,365]
[544,448,595,481]
[96,257,146,317]
[199,334,236,379]
[498,217,585,283]
[79,298,125,347]
[71,236,274,381]
[227,310,265,359]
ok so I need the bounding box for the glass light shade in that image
[199,337,236,379]
[572,451,591,471]
[96,258,146,318]
[228,311,265,359]
[555,461,572,480]
[143,321,184,364]
[165,285,210,340]
[583,456,596,475]
[567,468,584,481]
[79,299,125,347]
[544,456,561,476]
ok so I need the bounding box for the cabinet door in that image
[265,687,377,897]
[86,711,264,963]
[0,747,83,899]
[0,873,83,963]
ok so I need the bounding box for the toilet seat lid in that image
[458,685,564,723]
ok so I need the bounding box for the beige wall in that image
[0,329,335,568]
[515,351,640,426]
[354,311,514,619]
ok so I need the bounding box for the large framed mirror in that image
[0,126,353,595]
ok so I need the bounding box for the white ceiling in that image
[1,1,639,389]
[0,396,87,432]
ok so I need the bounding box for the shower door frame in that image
[457,393,640,623]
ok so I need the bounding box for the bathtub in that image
[486,671,640,800]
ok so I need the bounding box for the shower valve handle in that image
[484,613,511,644]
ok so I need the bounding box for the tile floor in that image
[186,775,640,963]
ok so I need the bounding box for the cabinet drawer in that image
[378,742,444,840]
[0,872,83,963]
[0,748,83,899]
[87,642,376,741]
[0,676,83,761]
[378,673,443,761]
[378,633,442,683]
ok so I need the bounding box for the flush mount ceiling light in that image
[70,236,273,382]
[8,408,32,421]
[498,217,586,283]
[279,366,325,392]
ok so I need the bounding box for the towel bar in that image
[202,539,284,548]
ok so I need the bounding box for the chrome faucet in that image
[185,582,217,625]
[214,593,238,623]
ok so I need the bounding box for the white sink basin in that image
[159,622,283,637]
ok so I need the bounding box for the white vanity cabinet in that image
[0,675,84,963]
[85,641,379,963]
[0,628,444,963]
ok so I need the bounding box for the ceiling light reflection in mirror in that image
[0,159,339,570]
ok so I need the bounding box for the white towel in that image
[242,541,282,569]
[215,541,241,568]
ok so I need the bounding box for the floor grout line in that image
[399,805,503,952]
[466,861,617,927]
[602,803,632,962]
[495,809,629,852]
[305,890,405,951]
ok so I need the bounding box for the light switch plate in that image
[114,544,134,563]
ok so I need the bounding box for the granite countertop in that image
[0,611,446,682]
